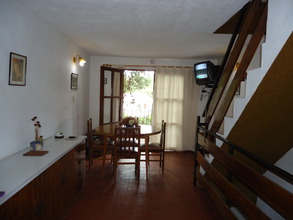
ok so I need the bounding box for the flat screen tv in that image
[194,61,219,85]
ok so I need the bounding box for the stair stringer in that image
[215,40,264,145]
[221,65,264,138]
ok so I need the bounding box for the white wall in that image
[0,0,90,160]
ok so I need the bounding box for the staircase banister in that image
[204,0,265,126]
[203,2,249,118]
[197,125,293,185]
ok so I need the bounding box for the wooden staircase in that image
[194,0,293,219]
[204,0,267,134]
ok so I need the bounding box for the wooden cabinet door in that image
[38,160,62,220]
[0,144,85,220]
[0,180,34,220]
[76,143,86,192]
[60,148,78,217]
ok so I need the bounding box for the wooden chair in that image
[141,120,166,174]
[113,126,141,180]
[87,119,113,171]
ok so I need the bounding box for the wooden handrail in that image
[197,153,269,219]
[203,2,249,118]
[196,131,293,219]
[203,0,268,137]
[206,0,263,121]
[197,125,293,184]
[208,2,268,133]
[196,171,238,220]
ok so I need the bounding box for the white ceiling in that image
[16,0,248,59]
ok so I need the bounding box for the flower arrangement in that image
[31,116,41,140]
[119,116,138,127]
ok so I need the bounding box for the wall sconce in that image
[73,55,86,67]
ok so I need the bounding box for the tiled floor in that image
[65,152,221,220]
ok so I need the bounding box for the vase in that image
[36,136,43,146]
[30,140,43,151]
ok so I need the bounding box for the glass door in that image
[100,66,124,125]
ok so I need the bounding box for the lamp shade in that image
[73,55,86,67]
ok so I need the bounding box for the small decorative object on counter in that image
[30,140,43,151]
[30,116,43,151]
[38,135,43,146]
[55,132,64,139]
[119,116,139,127]
[31,116,41,141]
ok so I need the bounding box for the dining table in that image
[92,123,161,178]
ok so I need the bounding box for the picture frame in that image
[9,52,27,86]
[71,73,78,90]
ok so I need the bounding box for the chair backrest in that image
[114,126,141,158]
[160,121,166,150]
[87,119,94,145]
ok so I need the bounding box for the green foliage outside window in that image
[124,71,151,93]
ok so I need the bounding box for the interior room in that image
[0,0,292,219]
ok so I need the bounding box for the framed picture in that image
[71,73,78,90]
[9,52,27,86]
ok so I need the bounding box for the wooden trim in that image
[207,0,264,120]
[214,2,267,34]
[209,2,267,133]
[197,153,269,219]
[198,133,293,219]
[100,66,124,125]
[102,64,193,69]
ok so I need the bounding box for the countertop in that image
[0,135,86,205]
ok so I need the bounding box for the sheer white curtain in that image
[152,67,198,151]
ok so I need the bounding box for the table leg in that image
[102,135,108,176]
[145,136,149,180]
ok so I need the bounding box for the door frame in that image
[100,66,124,125]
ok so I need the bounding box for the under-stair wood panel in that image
[208,2,267,134]
[214,2,267,34]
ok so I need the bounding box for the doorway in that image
[123,70,154,125]
[100,66,154,125]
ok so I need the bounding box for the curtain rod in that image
[102,64,193,69]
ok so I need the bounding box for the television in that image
[194,61,219,85]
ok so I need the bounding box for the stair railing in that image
[194,117,293,219]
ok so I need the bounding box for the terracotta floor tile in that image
[65,152,222,220]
